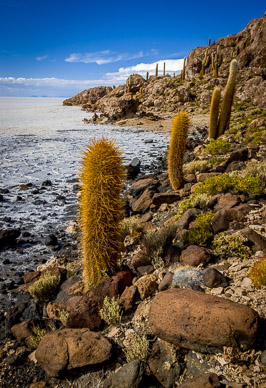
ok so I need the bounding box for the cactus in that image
[173,72,175,77]
[155,63,158,77]
[208,38,211,46]
[79,137,125,290]
[217,59,238,137]
[126,76,132,92]
[181,57,186,81]
[208,87,221,139]
[146,71,149,81]
[168,112,190,190]
[212,45,223,78]
[163,62,166,76]
[200,48,210,76]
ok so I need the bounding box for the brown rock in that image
[138,213,153,223]
[119,285,137,311]
[151,192,180,209]
[175,208,201,230]
[203,268,228,288]
[130,178,158,197]
[214,193,241,211]
[132,250,151,269]
[63,86,112,106]
[130,188,155,213]
[11,320,33,343]
[180,245,211,267]
[178,373,223,388]
[134,274,158,300]
[212,208,245,234]
[159,272,174,291]
[66,271,132,329]
[149,288,259,353]
[35,328,112,377]
[240,227,266,253]
[197,172,221,182]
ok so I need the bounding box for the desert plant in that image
[213,232,252,260]
[182,210,213,246]
[123,331,149,362]
[218,59,238,137]
[181,57,186,81]
[126,76,132,92]
[200,48,210,76]
[168,112,190,190]
[204,138,232,155]
[155,63,158,77]
[208,156,225,165]
[175,193,213,220]
[146,71,149,81]
[28,271,61,302]
[163,62,166,76]
[142,224,177,262]
[79,137,125,290]
[59,309,70,326]
[30,325,47,348]
[99,296,122,326]
[238,161,266,182]
[249,257,266,288]
[120,216,141,240]
[184,159,208,174]
[209,87,221,139]
[212,45,223,78]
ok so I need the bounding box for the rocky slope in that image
[63,14,265,123]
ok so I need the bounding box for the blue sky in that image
[0,0,265,97]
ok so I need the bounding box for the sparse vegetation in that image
[30,325,47,348]
[123,331,149,362]
[142,224,177,262]
[183,210,213,246]
[249,257,266,288]
[184,160,208,174]
[99,296,122,326]
[204,138,232,155]
[213,232,252,260]
[28,271,61,302]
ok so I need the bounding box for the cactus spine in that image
[79,138,125,290]
[181,57,186,81]
[217,59,238,137]
[168,112,190,191]
[200,48,210,76]
[208,87,221,139]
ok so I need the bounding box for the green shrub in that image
[184,160,209,174]
[123,331,149,362]
[182,211,213,246]
[99,296,121,326]
[30,326,47,348]
[120,216,141,240]
[249,257,266,288]
[239,161,266,182]
[175,194,213,220]
[204,138,232,155]
[213,232,252,260]
[142,225,177,261]
[28,271,61,302]
[194,174,265,196]
[208,157,225,165]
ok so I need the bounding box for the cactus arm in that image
[208,87,221,139]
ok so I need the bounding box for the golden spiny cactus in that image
[79,137,125,290]
[168,112,190,190]
[200,48,210,76]
[208,87,221,139]
[218,59,238,137]
[212,45,223,78]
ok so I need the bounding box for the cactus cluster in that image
[126,76,132,92]
[181,57,186,81]
[208,59,238,139]
[168,112,190,190]
[79,137,125,290]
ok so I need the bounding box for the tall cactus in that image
[163,62,166,76]
[200,48,210,76]
[79,137,125,290]
[146,71,149,81]
[212,45,223,78]
[208,87,221,139]
[181,57,186,81]
[218,59,238,137]
[155,63,158,77]
[126,75,132,92]
[168,112,190,190]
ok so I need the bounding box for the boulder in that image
[175,208,201,230]
[0,229,21,248]
[103,359,144,388]
[180,245,211,267]
[214,193,241,211]
[35,328,112,377]
[149,288,259,353]
[130,188,155,213]
[211,208,245,234]
[134,274,158,300]
[119,285,137,311]
[178,373,223,388]
[151,192,180,209]
[203,268,228,288]
[240,227,266,253]
[130,178,159,197]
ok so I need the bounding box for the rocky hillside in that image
[63,13,265,123]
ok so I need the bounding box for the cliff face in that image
[63,14,266,121]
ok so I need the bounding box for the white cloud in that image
[36,55,48,61]
[65,49,158,65]
[106,59,184,82]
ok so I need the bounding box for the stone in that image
[66,271,132,329]
[130,178,158,197]
[148,339,182,388]
[163,245,181,265]
[225,148,248,168]
[214,193,241,211]
[0,229,21,248]
[159,272,174,291]
[119,285,137,311]
[212,208,245,234]
[137,265,154,276]
[44,234,58,246]
[260,350,266,366]
[197,172,220,182]
[149,288,259,353]
[11,320,34,343]
[151,192,180,209]
[172,268,204,291]
[240,227,266,253]
[175,208,201,230]
[132,250,151,269]
[180,245,211,267]
[35,328,112,377]
[130,188,155,213]
[134,274,158,300]
[203,268,228,288]
[178,373,223,388]
[103,360,144,388]
[137,213,153,223]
